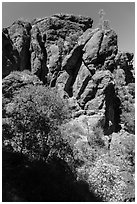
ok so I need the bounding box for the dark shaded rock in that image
[8,20,32,72]
[2,29,20,78]
[64,58,82,97]
[30,26,48,84]
[48,41,63,87]
[62,44,84,74]
[60,44,84,97]
[102,59,116,72]
[103,82,121,134]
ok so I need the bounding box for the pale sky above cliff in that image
[2,1,135,53]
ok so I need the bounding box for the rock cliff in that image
[2,13,135,135]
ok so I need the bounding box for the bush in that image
[110,132,135,169]
[88,125,105,148]
[114,69,135,134]
[87,158,127,201]
[3,84,71,161]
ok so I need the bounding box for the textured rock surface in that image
[83,30,104,65]
[73,63,92,98]
[8,21,32,71]
[2,13,135,135]
[32,14,93,42]
[3,14,93,81]
[2,29,20,78]
[29,25,48,83]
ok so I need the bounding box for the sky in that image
[2,2,135,53]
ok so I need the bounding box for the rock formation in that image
[2,13,135,136]
[30,26,48,84]
[2,28,20,78]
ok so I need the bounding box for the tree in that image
[3,84,71,161]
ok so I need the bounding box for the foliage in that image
[3,84,71,161]
[88,125,105,148]
[76,129,135,202]
[110,132,135,170]
[114,69,135,134]
[127,83,135,98]
[87,158,132,202]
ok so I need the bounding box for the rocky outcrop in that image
[83,30,104,66]
[2,28,20,78]
[8,21,32,71]
[32,14,93,42]
[29,26,48,84]
[3,14,93,82]
[2,13,135,136]
[55,26,118,99]
[2,70,42,100]
[73,63,92,98]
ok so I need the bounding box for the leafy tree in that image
[3,84,71,161]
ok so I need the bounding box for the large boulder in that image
[99,29,118,60]
[73,63,92,98]
[78,70,113,109]
[78,28,100,46]
[83,30,104,66]
[82,28,118,68]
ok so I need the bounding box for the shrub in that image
[110,132,135,169]
[3,84,71,161]
[88,158,127,201]
[114,69,135,134]
[88,125,105,148]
